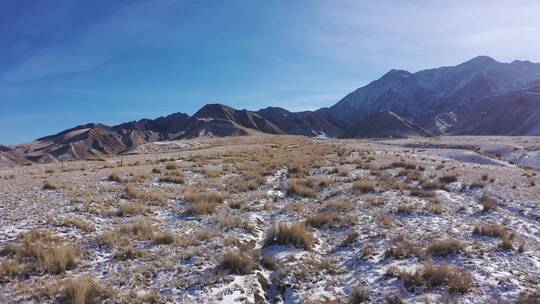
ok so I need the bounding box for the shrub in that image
[427,239,464,257]
[218,250,255,275]
[59,276,115,304]
[351,179,375,194]
[264,223,315,250]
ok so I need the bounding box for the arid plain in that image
[0,135,539,303]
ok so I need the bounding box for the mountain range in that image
[4,56,540,165]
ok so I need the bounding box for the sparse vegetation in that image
[59,276,115,304]
[264,223,315,250]
[351,179,375,194]
[0,136,536,302]
[217,250,255,275]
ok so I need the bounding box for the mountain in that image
[0,145,29,166]
[343,111,432,138]
[324,56,540,134]
[15,123,129,163]
[257,107,343,138]
[4,56,540,165]
[452,86,540,135]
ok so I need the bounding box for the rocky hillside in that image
[324,56,540,135]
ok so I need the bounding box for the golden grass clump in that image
[59,276,115,304]
[217,250,255,275]
[305,212,346,228]
[264,223,315,250]
[287,178,316,198]
[351,179,375,194]
[427,238,464,257]
[0,230,76,277]
[350,286,370,303]
[481,193,498,212]
[389,263,472,294]
[62,217,95,233]
[43,179,59,190]
[473,224,508,238]
[108,172,123,183]
[116,201,149,217]
[159,171,186,184]
[120,220,155,240]
[325,200,353,211]
[153,231,175,245]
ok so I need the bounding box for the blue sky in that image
[2,0,540,144]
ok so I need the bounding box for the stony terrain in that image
[0,135,539,303]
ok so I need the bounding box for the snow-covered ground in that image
[0,136,538,303]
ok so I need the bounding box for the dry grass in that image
[384,237,425,260]
[153,231,175,245]
[427,239,464,257]
[389,263,472,293]
[113,246,146,260]
[159,171,186,184]
[305,212,342,228]
[340,231,359,248]
[120,220,155,240]
[473,224,508,238]
[325,200,353,211]
[123,184,139,200]
[287,178,316,198]
[378,213,395,227]
[351,179,375,194]
[62,217,95,232]
[165,162,178,170]
[43,179,59,190]
[264,223,315,250]
[0,230,77,276]
[108,172,123,183]
[481,194,498,212]
[59,276,115,304]
[217,250,255,275]
[350,286,370,304]
[116,201,149,216]
[439,175,458,184]
[186,200,216,215]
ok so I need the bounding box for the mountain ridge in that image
[4,56,540,165]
